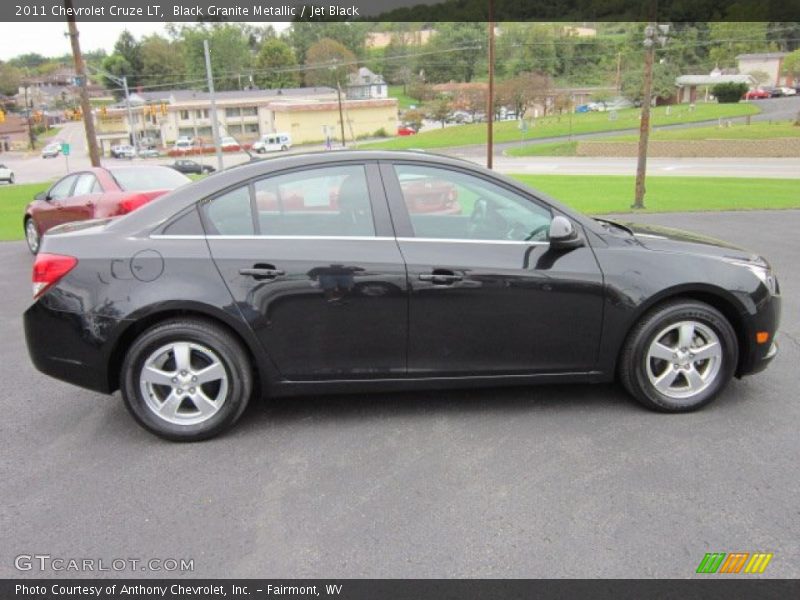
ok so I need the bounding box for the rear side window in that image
[253,165,374,237]
[73,174,97,196]
[203,186,254,235]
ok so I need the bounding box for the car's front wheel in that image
[25,218,40,254]
[619,300,738,412]
[121,319,253,441]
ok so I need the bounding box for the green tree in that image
[139,34,185,88]
[254,38,299,89]
[112,30,143,86]
[419,23,484,83]
[174,24,253,91]
[708,22,773,68]
[287,22,368,65]
[427,96,452,128]
[0,61,22,96]
[303,38,356,88]
[622,62,680,104]
[782,49,800,84]
[100,53,133,98]
[711,82,748,103]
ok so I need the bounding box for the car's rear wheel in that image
[619,300,738,412]
[281,145,288,151]
[25,218,40,254]
[121,319,252,441]
[8,174,14,184]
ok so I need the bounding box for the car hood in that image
[619,221,762,262]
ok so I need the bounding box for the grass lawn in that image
[508,120,800,157]
[514,175,800,214]
[0,182,49,241]
[2,174,797,242]
[366,102,760,150]
[389,85,421,111]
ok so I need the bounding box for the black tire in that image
[280,145,288,151]
[619,300,738,412]
[24,218,40,254]
[121,318,253,441]
[8,174,14,184]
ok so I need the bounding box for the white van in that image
[252,133,291,153]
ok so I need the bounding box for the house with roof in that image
[675,72,755,104]
[346,68,388,100]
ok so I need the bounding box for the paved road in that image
[1,210,798,578]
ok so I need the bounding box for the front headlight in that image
[724,258,778,295]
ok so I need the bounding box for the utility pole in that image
[203,39,224,172]
[336,81,346,148]
[633,23,656,210]
[615,52,622,93]
[486,1,495,170]
[64,0,100,166]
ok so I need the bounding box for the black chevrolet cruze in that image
[24,151,780,441]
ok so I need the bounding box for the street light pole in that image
[203,40,224,172]
[336,80,346,148]
[23,85,35,150]
[486,0,495,170]
[121,76,138,150]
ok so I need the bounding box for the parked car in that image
[761,86,784,98]
[170,159,215,175]
[397,126,417,136]
[23,165,190,254]
[744,89,771,100]
[41,143,61,159]
[23,151,781,441]
[219,136,241,151]
[0,163,13,184]
[110,144,135,159]
[173,137,195,152]
[779,86,797,96]
[136,147,160,159]
[252,133,291,153]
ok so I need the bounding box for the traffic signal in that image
[0,108,5,123]
[100,105,108,118]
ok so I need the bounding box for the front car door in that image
[380,161,604,377]
[201,161,408,380]
[37,174,78,233]
[60,172,101,223]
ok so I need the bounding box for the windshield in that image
[109,167,191,191]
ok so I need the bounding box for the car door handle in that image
[419,270,462,285]
[239,265,285,280]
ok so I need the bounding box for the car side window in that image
[392,164,552,242]
[48,175,78,200]
[253,165,375,237]
[73,174,97,196]
[202,186,254,235]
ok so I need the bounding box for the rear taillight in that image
[32,253,77,299]
[118,194,149,215]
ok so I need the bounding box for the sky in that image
[0,22,290,61]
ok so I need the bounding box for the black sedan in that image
[170,159,215,175]
[24,151,781,441]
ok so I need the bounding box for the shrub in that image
[711,82,748,103]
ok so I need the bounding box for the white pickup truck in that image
[0,163,14,184]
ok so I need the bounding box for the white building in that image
[346,68,388,100]
[736,53,790,87]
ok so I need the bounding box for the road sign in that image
[61,143,70,156]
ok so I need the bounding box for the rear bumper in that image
[24,301,124,394]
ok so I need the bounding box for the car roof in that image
[109,150,598,235]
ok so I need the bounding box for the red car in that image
[397,126,417,136]
[24,165,190,254]
[743,89,770,100]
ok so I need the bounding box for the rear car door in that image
[201,161,408,380]
[380,161,604,376]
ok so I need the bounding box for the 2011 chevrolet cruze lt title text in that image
[24,151,780,441]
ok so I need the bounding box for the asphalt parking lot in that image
[1,210,798,578]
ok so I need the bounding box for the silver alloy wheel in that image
[25,220,39,253]
[139,341,228,426]
[645,320,722,400]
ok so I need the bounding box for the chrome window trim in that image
[150,234,550,245]
[397,237,549,246]
[150,234,396,241]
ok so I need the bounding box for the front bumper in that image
[738,292,781,377]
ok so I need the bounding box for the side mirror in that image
[34,191,48,201]
[549,215,583,249]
